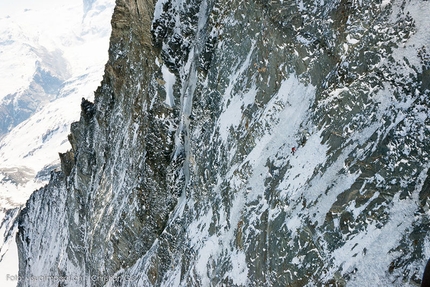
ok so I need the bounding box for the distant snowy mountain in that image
[0,0,114,206]
[0,0,114,285]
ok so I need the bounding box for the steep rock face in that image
[18,0,179,284]
[17,0,430,286]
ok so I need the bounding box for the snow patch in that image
[162,64,176,107]
[218,42,255,142]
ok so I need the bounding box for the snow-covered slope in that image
[0,0,114,285]
[14,0,430,286]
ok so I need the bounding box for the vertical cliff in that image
[17,0,179,284]
[17,0,430,286]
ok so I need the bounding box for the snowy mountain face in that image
[0,0,114,285]
[0,0,114,207]
[15,0,430,286]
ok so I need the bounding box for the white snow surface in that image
[161,64,176,107]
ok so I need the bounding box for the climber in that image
[291,147,296,155]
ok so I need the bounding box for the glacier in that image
[9,0,430,286]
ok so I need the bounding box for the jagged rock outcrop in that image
[17,0,430,286]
